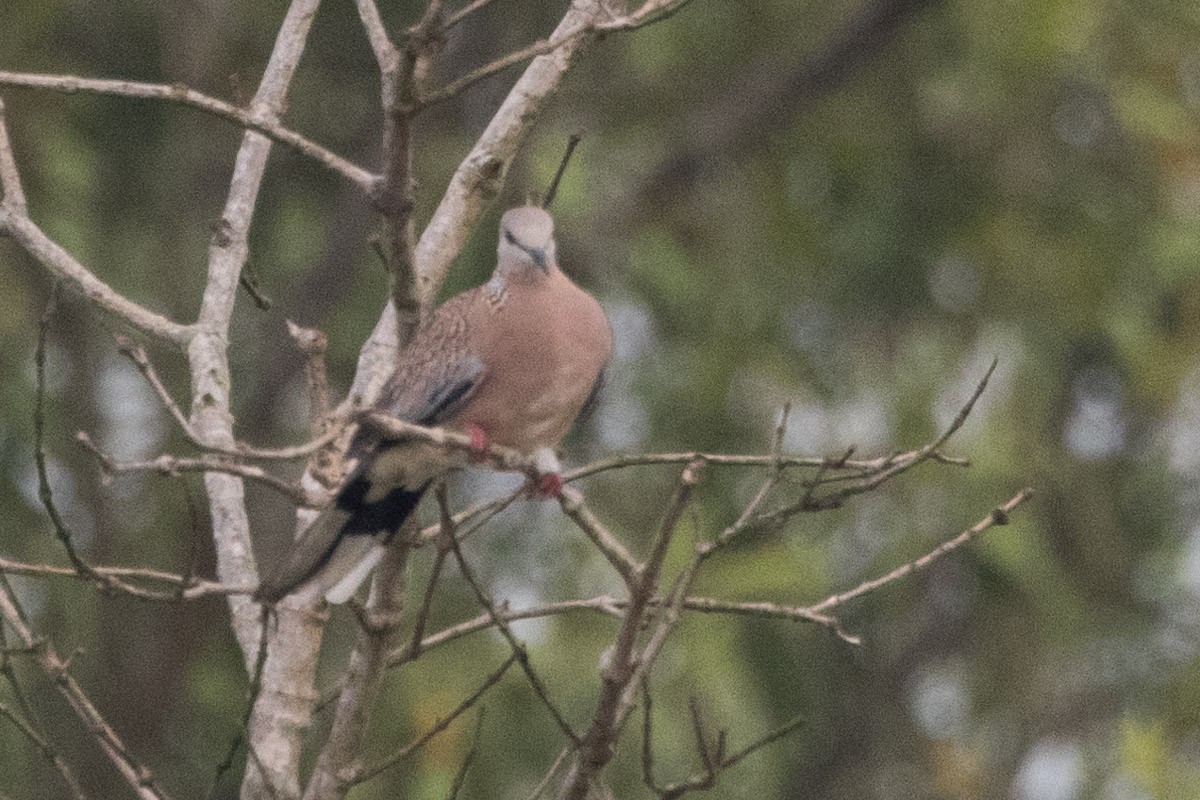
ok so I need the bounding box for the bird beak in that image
[522,245,548,271]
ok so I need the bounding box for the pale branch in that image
[0,701,87,800]
[444,491,580,746]
[0,97,28,214]
[285,320,332,437]
[301,533,414,800]
[0,71,376,192]
[411,0,606,308]
[361,412,546,475]
[75,431,318,508]
[0,580,171,800]
[0,210,193,345]
[176,4,325,799]
[353,0,400,70]
[352,653,516,785]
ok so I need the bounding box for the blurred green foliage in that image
[3,0,1200,798]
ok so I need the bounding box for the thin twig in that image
[542,132,582,208]
[557,487,639,588]
[35,287,112,591]
[115,335,346,461]
[444,0,500,30]
[446,708,486,800]
[353,655,514,784]
[0,556,246,600]
[0,701,87,800]
[75,432,317,508]
[563,448,968,483]
[0,580,171,799]
[809,487,1035,616]
[207,607,272,799]
[238,269,273,311]
[561,462,705,800]
[445,494,581,746]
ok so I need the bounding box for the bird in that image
[254,205,613,605]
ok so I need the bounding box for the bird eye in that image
[504,230,516,245]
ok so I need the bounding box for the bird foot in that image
[529,472,564,499]
[467,424,490,462]
[527,447,564,499]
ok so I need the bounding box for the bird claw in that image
[467,424,490,462]
[529,472,564,499]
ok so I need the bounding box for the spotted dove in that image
[254,206,613,604]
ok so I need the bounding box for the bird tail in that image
[253,480,427,605]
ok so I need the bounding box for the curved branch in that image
[0,210,193,345]
[0,70,377,193]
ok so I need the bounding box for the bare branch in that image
[115,335,346,462]
[542,132,582,208]
[302,533,414,800]
[35,287,108,590]
[0,96,28,214]
[286,321,332,436]
[420,0,692,109]
[446,494,581,746]
[207,611,272,799]
[412,0,606,307]
[353,654,515,784]
[809,487,1035,616]
[444,0,501,30]
[447,708,486,800]
[0,701,87,800]
[0,71,376,192]
[353,0,400,69]
[0,211,193,344]
[557,487,640,588]
[0,556,246,600]
[166,4,328,799]
[75,431,318,508]
[755,360,998,525]
[563,447,968,483]
[0,581,171,800]
[650,712,807,799]
[561,461,705,800]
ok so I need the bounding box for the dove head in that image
[496,206,557,279]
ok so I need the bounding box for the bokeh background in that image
[3,1,1200,798]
